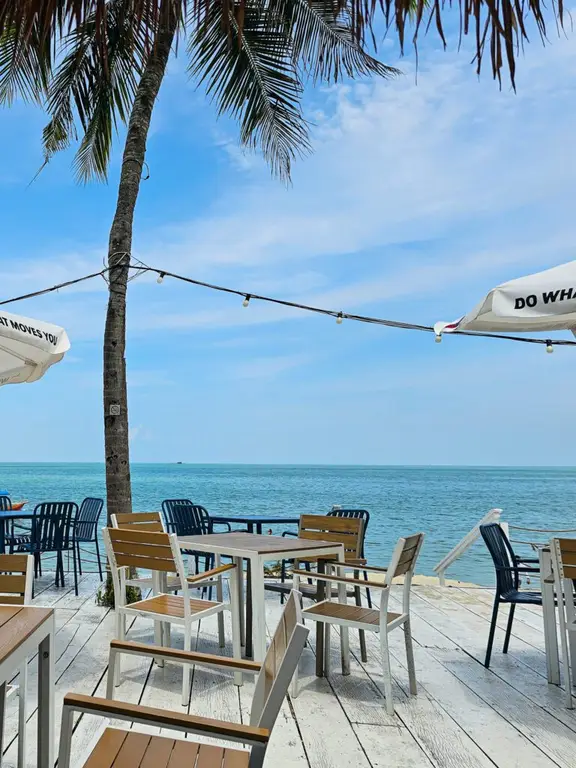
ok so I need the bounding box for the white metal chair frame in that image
[293,533,424,715]
[103,527,242,705]
[551,537,576,708]
[0,553,34,768]
[58,590,310,768]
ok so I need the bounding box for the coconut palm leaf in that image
[42,0,150,181]
[272,0,398,82]
[189,3,310,180]
[0,21,51,104]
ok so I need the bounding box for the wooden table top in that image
[0,605,53,664]
[178,531,344,555]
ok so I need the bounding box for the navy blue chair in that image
[73,498,104,581]
[161,501,215,591]
[16,502,78,594]
[480,522,542,668]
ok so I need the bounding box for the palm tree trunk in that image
[103,9,178,524]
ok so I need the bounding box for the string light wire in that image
[0,262,574,349]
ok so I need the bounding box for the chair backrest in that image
[552,537,576,581]
[0,554,33,604]
[111,512,165,533]
[383,532,425,616]
[162,501,203,537]
[75,498,104,542]
[480,523,518,596]
[298,514,363,561]
[31,502,77,553]
[250,590,309,729]
[103,527,188,607]
[0,496,12,512]
[551,538,576,630]
[328,508,370,557]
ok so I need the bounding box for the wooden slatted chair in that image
[103,526,242,705]
[0,553,34,768]
[58,590,309,768]
[111,512,221,597]
[293,532,424,714]
[551,537,576,708]
[266,515,371,660]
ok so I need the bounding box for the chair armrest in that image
[110,639,262,673]
[187,562,236,583]
[63,693,270,746]
[340,561,387,574]
[292,569,384,589]
[282,531,298,537]
[495,565,540,573]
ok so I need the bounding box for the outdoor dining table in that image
[177,531,346,669]
[0,605,55,767]
[539,544,576,687]
[0,510,35,554]
[210,515,300,535]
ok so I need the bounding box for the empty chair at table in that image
[13,502,78,594]
[161,500,214,579]
[73,497,104,581]
[551,537,576,708]
[103,525,242,705]
[480,523,542,668]
[58,589,308,768]
[0,553,34,768]
[293,533,424,715]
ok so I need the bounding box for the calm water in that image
[1,463,574,585]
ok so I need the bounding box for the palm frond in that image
[271,0,399,82]
[189,3,310,181]
[42,0,150,182]
[0,21,51,104]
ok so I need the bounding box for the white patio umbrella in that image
[434,260,576,340]
[0,309,70,386]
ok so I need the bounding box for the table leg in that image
[540,548,560,685]
[38,619,55,768]
[0,518,6,555]
[315,560,326,677]
[0,681,6,759]
[215,553,225,648]
[251,556,266,662]
[246,561,253,659]
[234,557,246,649]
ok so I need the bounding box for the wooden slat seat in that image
[304,601,401,628]
[82,728,250,768]
[129,594,220,619]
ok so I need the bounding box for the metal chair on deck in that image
[73,497,104,581]
[480,522,542,668]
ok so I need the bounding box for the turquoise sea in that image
[1,463,574,586]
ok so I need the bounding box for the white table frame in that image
[178,534,345,662]
[0,609,55,768]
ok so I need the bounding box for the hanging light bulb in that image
[243,294,251,308]
[336,312,343,324]
[546,340,554,354]
[156,272,165,284]
[435,334,442,344]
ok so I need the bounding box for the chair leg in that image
[95,537,103,581]
[280,560,287,604]
[404,619,417,696]
[354,583,368,663]
[17,661,27,768]
[182,626,192,707]
[485,598,500,668]
[76,542,83,576]
[72,545,79,597]
[115,612,125,687]
[364,571,372,608]
[379,630,395,716]
[503,604,516,654]
[324,622,332,676]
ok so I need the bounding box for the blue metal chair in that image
[161,501,215,592]
[480,522,542,668]
[73,498,104,581]
[15,502,79,595]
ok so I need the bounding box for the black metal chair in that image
[73,497,104,581]
[480,522,542,668]
[13,502,78,594]
[161,501,214,591]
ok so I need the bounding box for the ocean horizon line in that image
[0,461,573,469]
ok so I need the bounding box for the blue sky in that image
[0,18,575,465]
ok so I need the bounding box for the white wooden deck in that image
[1,572,575,768]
